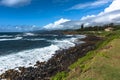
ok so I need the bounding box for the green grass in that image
[69,50,95,70]
[69,30,120,70]
[89,39,120,80]
[51,72,68,80]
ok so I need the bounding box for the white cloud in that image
[68,0,112,10]
[104,0,120,12]
[43,18,70,30]
[0,0,31,7]
[43,0,120,30]
[80,0,120,26]
[81,10,120,26]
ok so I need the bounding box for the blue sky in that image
[0,0,119,32]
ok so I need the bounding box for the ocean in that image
[0,32,86,74]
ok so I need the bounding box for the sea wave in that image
[65,35,73,37]
[0,44,59,74]
[52,39,76,49]
[24,38,46,41]
[0,35,13,38]
[0,35,86,75]
[23,33,36,36]
[0,37,23,41]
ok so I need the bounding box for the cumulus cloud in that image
[43,18,70,30]
[104,0,120,12]
[80,0,120,26]
[68,0,112,10]
[0,0,31,7]
[81,10,120,26]
[43,0,120,30]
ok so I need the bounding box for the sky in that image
[0,0,119,32]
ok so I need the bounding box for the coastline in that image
[0,35,102,80]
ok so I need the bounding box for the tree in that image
[109,23,114,27]
[81,24,84,30]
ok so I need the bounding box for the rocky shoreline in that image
[0,35,102,80]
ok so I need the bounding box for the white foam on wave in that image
[0,44,59,75]
[0,35,86,75]
[53,35,58,36]
[24,38,46,41]
[0,37,23,41]
[52,39,75,49]
[23,33,36,36]
[71,35,86,44]
[50,35,86,49]
[66,35,73,37]
[74,35,86,38]
[0,35,13,38]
